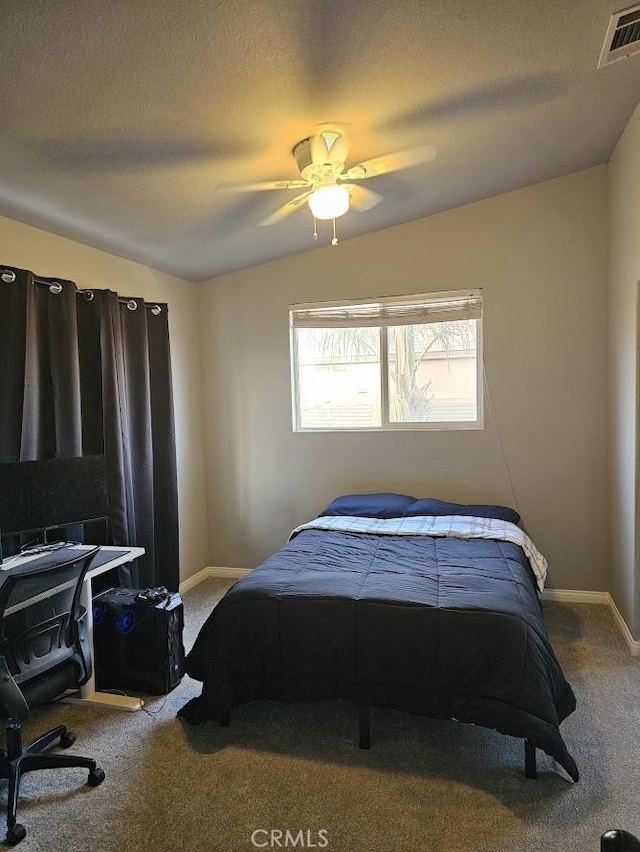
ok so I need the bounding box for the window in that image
[290,289,483,431]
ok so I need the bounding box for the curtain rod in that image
[0,269,163,315]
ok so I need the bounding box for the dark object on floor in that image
[601,830,640,850]
[0,547,106,845]
[93,587,185,694]
[179,508,578,781]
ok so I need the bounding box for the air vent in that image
[598,4,640,67]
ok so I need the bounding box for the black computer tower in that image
[93,588,185,695]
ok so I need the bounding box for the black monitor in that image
[0,455,109,541]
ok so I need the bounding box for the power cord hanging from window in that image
[482,363,520,515]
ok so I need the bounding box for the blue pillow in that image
[404,498,520,525]
[319,492,416,519]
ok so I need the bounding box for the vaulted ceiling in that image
[1,1,639,281]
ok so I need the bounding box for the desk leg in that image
[64,571,144,713]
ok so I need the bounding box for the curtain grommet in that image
[1,270,16,283]
[126,299,137,311]
[150,305,161,316]
[48,282,63,295]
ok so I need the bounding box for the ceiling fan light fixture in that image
[308,185,350,220]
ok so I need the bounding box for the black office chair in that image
[0,546,105,845]
[602,831,640,850]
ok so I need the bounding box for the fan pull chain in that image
[332,218,338,246]
[313,217,318,241]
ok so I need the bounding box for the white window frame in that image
[290,289,484,432]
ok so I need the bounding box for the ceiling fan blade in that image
[346,184,383,212]
[343,144,437,180]
[260,191,312,226]
[311,127,349,166]
[217,178,310,192]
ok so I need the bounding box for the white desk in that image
[2,543,146,712]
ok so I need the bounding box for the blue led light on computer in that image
[92,603,105,625]
[117,609,136,634]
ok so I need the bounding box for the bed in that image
[179,493,578,781]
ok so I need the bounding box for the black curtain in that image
[0,265,179,590]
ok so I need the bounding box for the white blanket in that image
[290,514,548,592]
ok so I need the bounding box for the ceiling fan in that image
[218,126,436,242]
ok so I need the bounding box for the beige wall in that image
[0,161,615,600]
[609,104,640,635]
[0,215,209,582]
[199,166,610,592]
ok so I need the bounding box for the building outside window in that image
[290,289,483,432]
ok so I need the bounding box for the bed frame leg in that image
[219,708,231,728]
[358,706,370,749]
[524,739,537,779]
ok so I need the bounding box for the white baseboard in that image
[541,588,640,656]
[180,571,640,657]
[540,588,609,604]
[179,566,251,595]
[178,567,211,595]
[606,595,640,656]
[207,566,253,579]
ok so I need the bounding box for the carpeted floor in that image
[1,579,639,852]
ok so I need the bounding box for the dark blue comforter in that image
[180,527,578,780]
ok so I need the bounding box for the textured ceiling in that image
[0,0,639,281]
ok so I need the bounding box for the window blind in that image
[290,289,482,329]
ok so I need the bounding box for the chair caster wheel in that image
[60,731,76,748]
[7,823,27,845]
[87,767,105,787]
